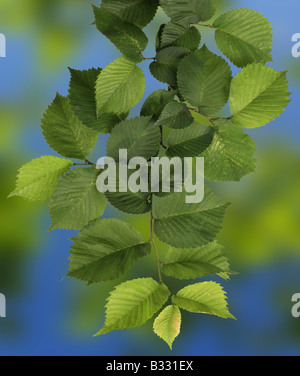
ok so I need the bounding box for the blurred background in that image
[0,0,300,356]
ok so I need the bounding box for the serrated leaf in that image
[68,67,127,133]
[106,116,161,161]
[68,219,151,284]
[95,278,170,335]
[213,8,273,68]
[177,45,232,116]
[200,119,257,182]
[41,93,98,160]
[160,0,216,26]
[156,102,194,129]
[162,241,231,280]
[229,63,290,128]
[96,56,145,116]
[166,121,214,157]
[153,305,181,350]
[93,6,148,63]
[8,156,73,202]
[49,167,107,231]
[153,186,228,248]
[140,89,177,121]
[161,21,201,50]
[101,0,159,28]
[150,47,189,87]
[172,281,235,319]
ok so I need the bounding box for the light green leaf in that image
[106,116,161,161]
[156,102,194,129]
[161,21,201,50]
[160,0,216,26]
[49,167,107,231]
[68,219,151,284]
[201,119,257,182]
[172,281,235,319]
[153,305,181,350]
[166,121,213,157]
[8,156,73,202]
[101,0,159,28]
[96,56,145,116]
[93,6,148,63]
[162,241,231,280]
[95,278,170,335]
[229,63,291,128]
[68,67,127,133]
[177,45,232,115]
[153,186,229,248]
[41,93,98,160]
[213,8,273,68]
[140,89,177,121]
[150,47,189,87]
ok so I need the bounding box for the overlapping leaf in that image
[41,94,98,160]
[162,241,231,280]
[201,119,257,182]
[229,63,290,128]
[150,47,189,87]
[96,56,145,116]
[93,6,148,63]
[153,305,181,350]
[140,89,177,121]
[68,67,127,133]
[106,116,161,161]
[172,281,235,319]
[8,156,73,202]
[213,8,273,68]
[156,102,194,129]
[160,22,201,50]
[95,278,170,335]
[160,0,216,26]
[166,121,214,157]
[177,45,232,115]
[153,186,229,248]
[68,219,151,284]
[49,167,107,231]
[101,0,159,28]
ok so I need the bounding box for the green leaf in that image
[68,219,151,284]
[68,67,127,133]
[93,6,148,63]
[106,116,161,161]
[95,278,170,335]
[101,0,159,28]
[172,281,235,319]
[160,0,216,26]
[8,156,73,202]
[177,45,232,115]
[49,167,107,231]
[150,47,189,87]
[96,56,145,116]
[41,93,98,160]
[153,305,181,350]
[140,89,177,121]
[153,186,229,248]
[161,21,201,50]
[229,63,291,128]
[213,8,273,68]
[156,102,194,129]
[106,188,151,215]
[166,121,214,157]
[200,119,257,182]
[162,241,231,280]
